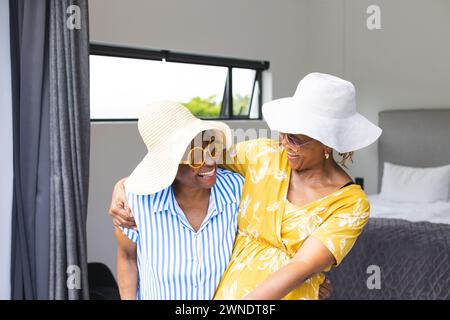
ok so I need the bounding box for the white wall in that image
[89,0,308,99]
[0,0,13,300]
[302,0,450,193]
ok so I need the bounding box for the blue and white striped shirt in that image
[121,169,243,300]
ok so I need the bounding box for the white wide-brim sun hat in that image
[124,101,232,195]
[262,72,382,153]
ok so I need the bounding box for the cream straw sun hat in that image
[262,72,382,153]
[124,101,232,195]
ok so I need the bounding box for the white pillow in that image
[380,162,450,203]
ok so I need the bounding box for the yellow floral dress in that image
[213,139,370,300]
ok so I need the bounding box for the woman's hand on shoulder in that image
[108,177,136,229]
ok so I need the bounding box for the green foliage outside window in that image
[182,94,250,118]
[233,94,250,116]
[182,95,221,118]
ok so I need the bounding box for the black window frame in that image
[89,44,270,122]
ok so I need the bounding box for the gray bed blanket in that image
[327,217,450,300]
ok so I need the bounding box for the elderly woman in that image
[111,73,380,299]
[115,101,243,300]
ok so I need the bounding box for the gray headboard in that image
[378,109,450,192]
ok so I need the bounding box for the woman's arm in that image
[244,196,370,300]
[109,177,136,229]
[115,227,138,300]
[243,236,335,300]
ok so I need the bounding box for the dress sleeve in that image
[219,141,250,177]
[311,196,370,268]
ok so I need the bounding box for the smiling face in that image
[280,132,330,171]
[175,131,223,190]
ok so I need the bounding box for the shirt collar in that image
[149,186,173,214]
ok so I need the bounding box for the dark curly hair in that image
[337,151,354,168]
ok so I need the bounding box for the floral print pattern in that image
[214,139,370,300]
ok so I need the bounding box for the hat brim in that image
[262,97,382,153]
[124,119,232,195]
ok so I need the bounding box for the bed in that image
[328,109,450,300]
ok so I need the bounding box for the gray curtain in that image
[10,0,90,300]
[10,0,51,300]
[48,0,90,300]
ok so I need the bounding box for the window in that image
[90,44,269,121]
